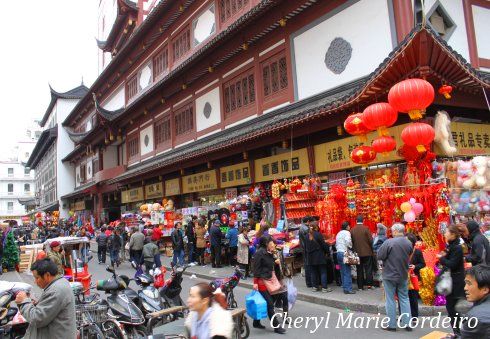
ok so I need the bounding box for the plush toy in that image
[457,160,473,188]
[455,191,471,214]
[445,161,458,187]
[462,156,487,189]
[432,161,445,179]
[434,111,457,156]
[476,192,490,213]
[165,199,174,211]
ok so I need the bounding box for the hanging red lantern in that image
[362,102,398,136]
[397,144,424,162]
[372,135,396,156]
[438,85,453,99]
[401,122,435,153]
[343,113,371,142]
[388,78,434,120]
[350,145,377,165]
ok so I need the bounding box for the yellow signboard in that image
[145,182,163,199]
[220,162,251,188]
[254,148,310,182]
[165,178,180,196]
[434,122,490,156]
[182,170,218,193]
[314,124,408,173]
[121,187,144,204]
[74,200,86,211]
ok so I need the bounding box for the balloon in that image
[404,210,416,223]
[400,202,412,213]
[409,198,416,204]
[412,203,424,215]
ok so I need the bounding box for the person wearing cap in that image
[47,241,64,277]
[466,220,490,266]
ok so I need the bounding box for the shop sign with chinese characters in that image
[145,182,163,199]
[254,148,310,182]
[74,200,86,211]
[121,187,144,203]
[182,170,218,194]
[314,124,408,172]
[219,162,251,188]
[165,178,181,196]
[434,122,490,156]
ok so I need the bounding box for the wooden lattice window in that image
[92,158,100,174]
[80,164,87,183]
[224,69,255,118]
[153,47,168,79]
[172,28,191,62]
[174,104,194,136]
[262,52,288,99]
[126,76,138,101]
[155,117,171,146]
[220,0,249,24]
[127,136,139,159]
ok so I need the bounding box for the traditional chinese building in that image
[60,0,490,223]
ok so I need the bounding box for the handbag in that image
[408,268,420,291]
[343,248,360,265]
[435,269,453,296]
[263,271,282,294]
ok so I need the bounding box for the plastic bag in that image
[245,290,268,320]
[286,279,297,311]
[435,270,453,296]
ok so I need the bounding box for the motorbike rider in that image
[47,241,64,277]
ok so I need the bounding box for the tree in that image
[2,231,19,270]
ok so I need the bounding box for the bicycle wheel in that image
[240,316,250,339]
[86,323,105,339]
[102,319,126,339]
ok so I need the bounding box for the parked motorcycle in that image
[209,267,244,309]
[0,282,32,339]
[160,263,194,314]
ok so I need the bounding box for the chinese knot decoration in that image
[343,113,371,142]
[438,85,453,99]
[401,122,435,153]
[362,102,398,136]
[388,78,435,121]
[350,145,377,165]
[372,135,396,156]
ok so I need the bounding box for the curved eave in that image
[25,126,58,168]
[98,0,138,53]
[93,94,125,121]
[41,84,89,127]
[65,128,93,143]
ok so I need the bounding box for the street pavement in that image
[0,248,458,338]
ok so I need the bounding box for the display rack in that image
[284,192,318,220]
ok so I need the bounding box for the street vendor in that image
[47,241,65,277]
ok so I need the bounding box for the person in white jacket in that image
[336,221,355,294]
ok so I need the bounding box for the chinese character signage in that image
[254,148,310,182]
[182,170,218,194]
[145,182,163,199]
[220,162,251,188]
[165,178,180,196]
[74,200,86,211]
[121,187,144,203]
[434,122,490,156]
[314,124,408,173]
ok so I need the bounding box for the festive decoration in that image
[371,135,396,156]
[388,78,435,120]
[350,145,377,165]
[404,210,416,222]
[271,180,281,199]
[2,231,19,270]
[434,111,457,156]
[343,113,371,142]
[419,266,436,305]
[362,102,398,136]
[438,85,453,99]
[401,122,435,152]
[400,202,412,213]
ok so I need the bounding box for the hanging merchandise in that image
[434,111,457,156]
[388,78,435,121]
[401,122,435,153]
[372,135,396,156]
[362,102,398,136]
[350,145,377,165]
[343,112,372,141]
[438,84,453,99]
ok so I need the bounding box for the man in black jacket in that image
[461,264,490,338]
[209,220,223,268]
[96,227,108,264]
[299,216,312,287]
[466,221,490,266]
[171,222,185,266]
[186,216,197,264]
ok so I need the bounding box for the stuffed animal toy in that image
[457,160,473,188]
[477,192,490,213]
[455,191,471,214]
[434,111,457,156]
[445,161,458,187]
[432,161,445,179]
[462,156,487,189]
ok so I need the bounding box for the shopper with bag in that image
[335,221,356,294]
[437,224,465,337]
[305,221,333,292]
[406,233,425,319]
[252,237,286,334]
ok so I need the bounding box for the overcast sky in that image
[0,0,99,155]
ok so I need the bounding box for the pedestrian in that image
[299,216,313,288]
[237,226,250,279]
[185,282,234,339]
[195,220,207,266]
[171,222,185,266]
[252,237,286,334]
[143,239,160,274]
[108,228,123,267]
[129,227,145,265]
[438,224,465,337]
[209,220,223,268]
[226,222,239,267]
[377,223,413,332]
[47,241,65,277]
[336,221,355,294]
[351,215,375,290]
[96,226,108,264]
[461,264,490,338]
[305,221,332,292]
[465,220,490,266]
[252,223,270,248]
[373,223,387,252]
[186,216,197,264]
[15,258,76,339]
[406,233,425,320]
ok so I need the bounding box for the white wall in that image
[140,125,154,156]
[291,0,394,100]
[103,86,125,110]
[196,87,221,132]
[472,5,490,60]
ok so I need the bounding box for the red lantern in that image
[350,145,377,165]
[388,78,434,120]
[343,113,371,142]
[372,135,396,156]
[401,122,435,153]
[438,85,453,99]
[362,102,398,136]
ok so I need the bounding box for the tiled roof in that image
[40,84,89,127]
[25,126,58,169]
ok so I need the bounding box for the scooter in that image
[160,263,194,318]
[0,282,32,339]
[210,267,244,309]
[97,267,147,338]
